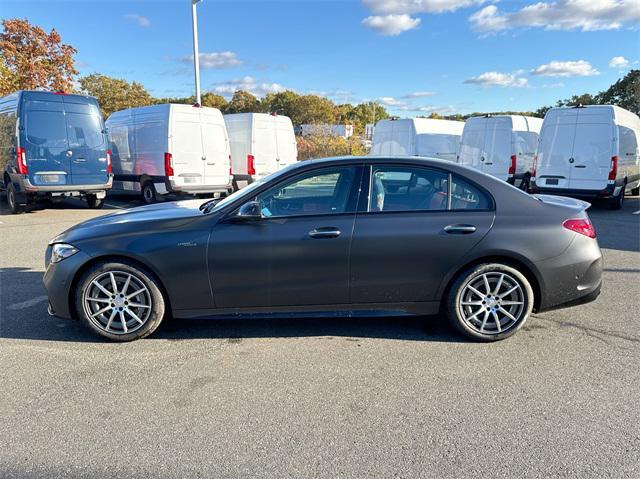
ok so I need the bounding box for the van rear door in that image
[200,108,229,188]
[569,108,614,191]
[274,117,297,168]
[64,97,109,186]
[254,116,278,177]
[22,94,71,187]
[171,107,205,187]
[482,118,512,181]
[458,119,486,169]
[536,110,578,190]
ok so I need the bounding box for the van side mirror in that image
[233,201,262,221]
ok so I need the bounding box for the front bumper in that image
[43,249,91,320]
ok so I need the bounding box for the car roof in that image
[301,155,471,172]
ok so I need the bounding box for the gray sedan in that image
[44,156,603,342]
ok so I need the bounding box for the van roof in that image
[376,118,464,135]
[544,105,640,127]
[107,103,224,121]
[465,114,542,132]
[12,90,99,104]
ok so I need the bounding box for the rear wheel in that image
[7,183,25,214]
[631,185,640,196]
[446,263,534,341]
[75,261,166,341]
[141,181,157,204]
[85,195,104,209]
[519,175,530,191]
[609,186,624,210]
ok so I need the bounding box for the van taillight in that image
[247,154,256,175]
[508,155,517,176]
[531,155,538,178]
[563,218,596,239]
[164,152,174,177]
[608,156,618,181]
[16,147,27,174]
[229,154,233,176]
[106,149,112,174]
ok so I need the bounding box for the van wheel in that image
[86,195,104,209]
[632,186,640,196]
[445,263,534,341]
[141,182,157,204]
[519,176,530,191]
[609,187,624,210]
[75,260,166,341]
[7,183,25,214]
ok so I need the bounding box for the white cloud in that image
[609,56,630,68]
[362,14,421,35]
[183,51,243,69]
[124,14,151,28]
[531,60,599,77]
[470,1,640,33]
[377,96,407,107]
[364,0,488,15]
[402,91,437,98]
[211,76,287,98]
[464,71,528,87]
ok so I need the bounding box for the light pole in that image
[191,0,203,106]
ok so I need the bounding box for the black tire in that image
[7,183,25,214]
[631,186,640,196]
[519,175,530,192]
[85,195,104,209]
[75,260,166,342]
[609,186,624,210]
[141,181,157,204]
[445,263,534,342]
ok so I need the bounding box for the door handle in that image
[73,158,86,163]
[309,227,341,239]
[444,224,477,235]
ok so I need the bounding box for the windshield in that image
[200,163,301,214]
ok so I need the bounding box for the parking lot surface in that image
[1,195,639,478]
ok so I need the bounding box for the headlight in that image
[50,243,79,264]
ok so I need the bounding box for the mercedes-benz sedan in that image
[44,156,603,342]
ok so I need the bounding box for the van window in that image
[459,129,484,161]
[66,112,104,149]
[25,110,67,148]
[416,134,460,156]
[109,125,132,159]
[450,176,492,210]
[513,131,538,154]
[369,166,448,212]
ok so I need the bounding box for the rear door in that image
[482,118,511,181]
[171,107,205,186]
[254,117,278,177]
[21,94,71,187]
[200,108,229,189]
[570,109,614,191]
[64,98,108,186]
[274,117,297,169]
[536,110,578,190]
[458,119,486,169]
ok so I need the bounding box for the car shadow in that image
[0,268,465,344]
[587,196,639,253]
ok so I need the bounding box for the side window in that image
[450,176,491,210]
[369,166,448,212]
[256,167,358,218]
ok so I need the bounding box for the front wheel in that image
[75,261,166,341]
[445,263,534,341]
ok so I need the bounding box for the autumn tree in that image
[596,69,639,115]
[78,73,154,117]
[225,90,260,113]
[154,92,228,111]
[0,18,78,95]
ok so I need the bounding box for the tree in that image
[78,73,154,117]
[201,92,228,110]
[596,69,639,115]
[0,18,77,95]
[260,90,301,117]
[291,94,336,125]
[225,90,260,114]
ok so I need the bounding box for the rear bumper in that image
[24,175,113,193]
[530,182,616,198]
[535,235,603,311]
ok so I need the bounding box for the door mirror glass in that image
[234,201,262,221]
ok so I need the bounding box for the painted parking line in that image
[633,210,640,215]
[105,202,127,210]
[7,295,48,311]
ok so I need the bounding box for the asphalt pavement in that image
[1,194,639,478]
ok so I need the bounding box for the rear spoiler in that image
[532,194,591,211]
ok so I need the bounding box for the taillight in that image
[164,152,174,177]
[106,149,112,174]
[16,146,27,174]
[563,218,596,239]
[608,156,617,181]
[531,155,538,178]
[247,154,256,175]
[508,154,517,176]
[229,154,232,176]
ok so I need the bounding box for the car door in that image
[209,164,364,309]
[350,164,495,304]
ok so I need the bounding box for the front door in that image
[209,165,363,309]
[350,165,495,304]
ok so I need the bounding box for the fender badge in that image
[177,241,197,247]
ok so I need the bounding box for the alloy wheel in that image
[82,270,152,335]
[458,272,525,335]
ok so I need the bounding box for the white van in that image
[371,118,464,162]
[224,113,297,189]
[457,115,542,189]
[532,105,640,208]
[106,104,231,203]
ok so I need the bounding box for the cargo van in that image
[224,113,297,189]
[531,105,640,209]
[457,115,542,189]
[371,118,464,161]
[0,90,112,213]
[106,104,231,203]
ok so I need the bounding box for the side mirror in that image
[233,201,262,221]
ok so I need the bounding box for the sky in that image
[2,0,639,116]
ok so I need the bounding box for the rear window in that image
[66,112,104,149]
[25,110,67,148]
[416,134,460,156]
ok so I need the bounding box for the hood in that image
[52,199,210,244]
